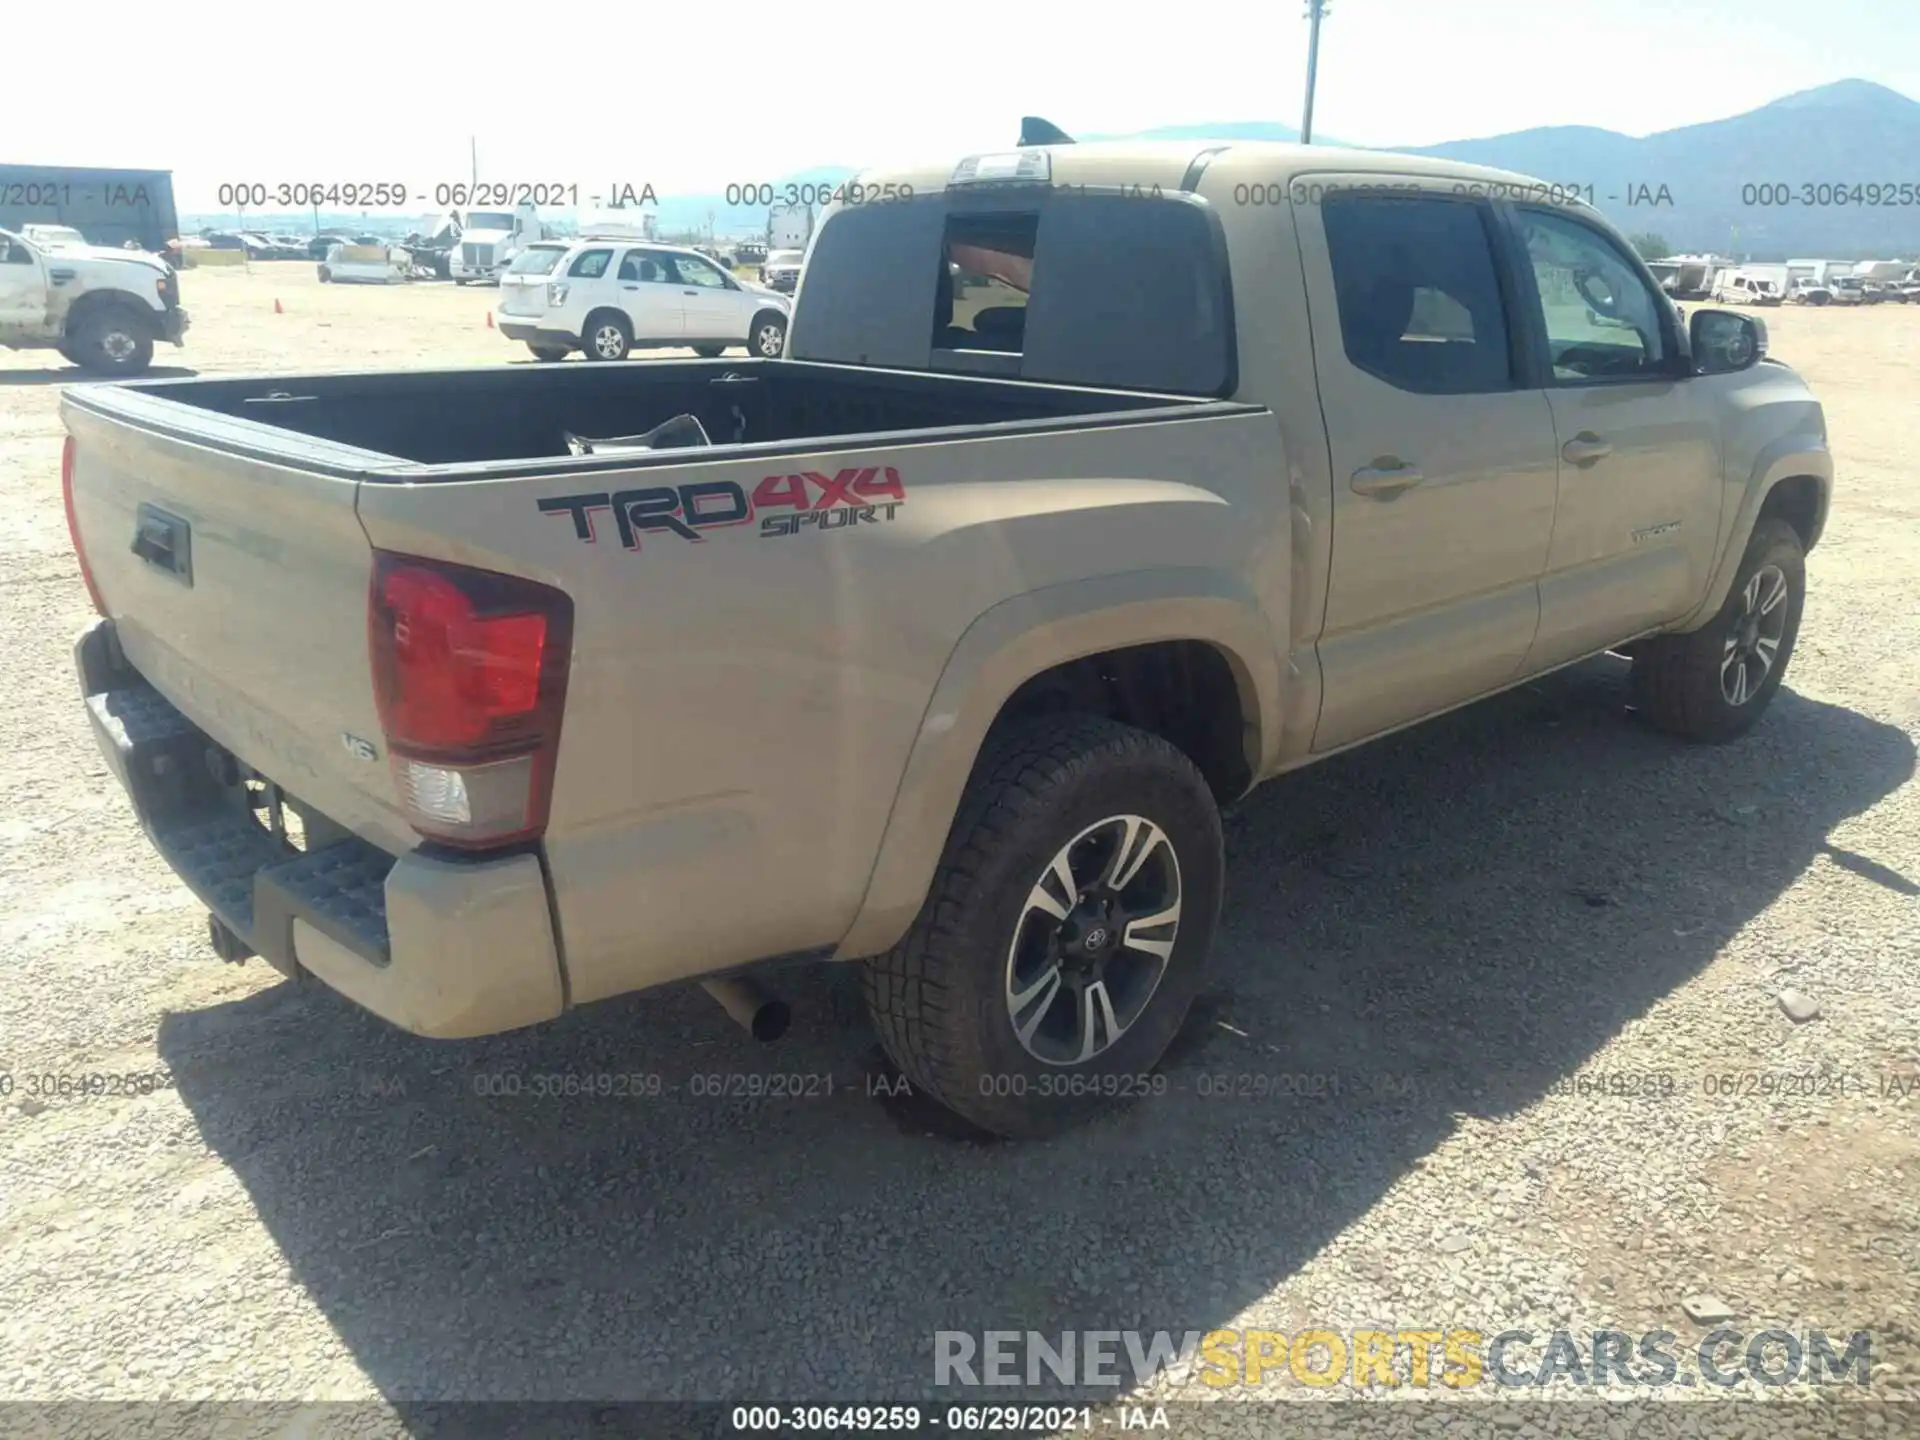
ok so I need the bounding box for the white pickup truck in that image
[62,140,1829,1137]
[1,226,188,374]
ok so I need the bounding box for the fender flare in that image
[831,567,1283,960]
[1675,433,1832,632]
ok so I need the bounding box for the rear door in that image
[498,243,566,319]
[1501,203,1723,669]
[665,251,741,340]
[1297,180,1559,753]
[62,398,414,852]
[615,248,681,339]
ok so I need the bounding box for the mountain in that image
[1401,80,1920,256]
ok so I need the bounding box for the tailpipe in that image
[700,976,791,1043]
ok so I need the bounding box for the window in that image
[616,251,665,283]
[789,190,1233,394]
[938,214,1035,352]
[568,248,612,279]
[1321,193,1514,395]
[670,254,731,288]
[1,239,31,265]
[506,246,567,276]
[1514,208,1669,382]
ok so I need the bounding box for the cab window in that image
[670,254,733,289]
[1320,192,1515,395]
[1513,207,1670,382]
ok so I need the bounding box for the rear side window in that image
[1321,194,1514,395]
[792,190,1234,395]
[568,248,612,279]
[507,246,566,276]
[617,251,666,282]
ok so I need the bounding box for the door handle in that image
[683,289,699,296]
[1562,432,1612,465]
[1350,461,1424,498]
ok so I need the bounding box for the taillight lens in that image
[368,551,572,849]
[62,435,107,617]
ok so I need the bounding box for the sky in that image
[16,0,1920,211]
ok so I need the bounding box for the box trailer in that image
[0,165,178,252]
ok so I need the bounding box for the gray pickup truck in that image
[63,141,1830,1137]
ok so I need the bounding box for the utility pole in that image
[1301,0,1330,144]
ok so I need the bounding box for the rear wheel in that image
[863,715,1223,1139]
[1630,517,1805,743]
[69,308,155,375]
[528,345,569,362]
[692,344,726,358]
[584,311,633,362]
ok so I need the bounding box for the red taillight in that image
[62,436,107,616]
[368,551,572,849]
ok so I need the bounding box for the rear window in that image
[508,246,567,276]
[791,190,1234,395]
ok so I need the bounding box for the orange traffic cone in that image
[273,298,283,314]
[485,312,494,329]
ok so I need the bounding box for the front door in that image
[0,235,49,333]
[1503,204,1725,670]
[1298,181,1559,753]
[666,251,745,342]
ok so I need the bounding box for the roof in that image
[847,139,1566,197]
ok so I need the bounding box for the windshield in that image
[507,245,568,276]
[465,212,513,231]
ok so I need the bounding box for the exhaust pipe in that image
[700,976,791,1043]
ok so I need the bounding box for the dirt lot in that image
[1,269,1916,1433]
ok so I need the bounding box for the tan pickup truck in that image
[63,140,1830,1137]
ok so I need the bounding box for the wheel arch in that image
[832,568,1282,960]
[63,290,160,340]
[1676,434,1832,633]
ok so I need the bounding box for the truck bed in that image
[97,357,1202,468]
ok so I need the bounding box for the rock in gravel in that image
[1438,1233,1474,1254]
[1682,1294,1738,1324]
[17,1097,46,1118]
[1777,988,1822,1023]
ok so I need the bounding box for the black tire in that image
[583,310,633,362]
[68,308,155,376]
[863,715,1224,1139]
[749,311,787,359]
[317,266,332,283]
[1630,517,1806,743]
[692,344,726,358]
[1809,291,1830,306]
[528,345,569,362]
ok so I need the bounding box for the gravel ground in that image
[1,270,1916,1437]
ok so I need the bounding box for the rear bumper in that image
[76,619,565,1039]
[498,319,577,348]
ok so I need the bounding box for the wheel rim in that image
[756,322,784,357]
[1004,814,1182,1066]
[1721,562,1790,707]
[594,326,625,359]
[101,330,137,362]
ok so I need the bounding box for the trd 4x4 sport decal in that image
[539,466,906,553]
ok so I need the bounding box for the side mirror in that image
[1691,308,1766,375]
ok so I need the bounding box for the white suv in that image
[495,239,790,362]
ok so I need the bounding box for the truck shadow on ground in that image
[158,657,1914,1409]
[0,366,197,386]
